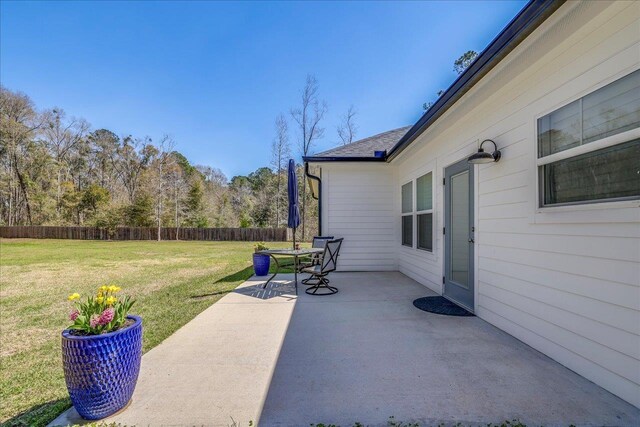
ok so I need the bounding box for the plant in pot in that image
[62,285,141,420]
[253,242,270,276]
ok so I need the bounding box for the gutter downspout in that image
[304,162,322,236]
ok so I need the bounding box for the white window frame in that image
[400,171,435,252]
[401,181,413,248]
[536,128,640,168]
[416,172,434,252]
[535,71,640,208]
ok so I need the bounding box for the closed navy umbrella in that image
[287,159,301,250]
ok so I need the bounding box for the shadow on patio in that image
[48,271,639,427]
[256,272,638,426]
[233,275,298,301]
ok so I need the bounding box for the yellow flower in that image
[100,285,109,292]
[106,296,117,305]
[97,291,103,297]
[67,293,80,301]
[113,286,121,293]
[108,285,120,293]
[96,296,104,304]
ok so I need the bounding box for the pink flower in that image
[69,310,79,321]
[89,314,101,329]
[99,307,115,325]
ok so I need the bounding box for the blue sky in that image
[1,0,526,178]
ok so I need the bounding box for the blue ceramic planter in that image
[62,315,142,420]
[253,253,270,276]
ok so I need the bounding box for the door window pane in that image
[402,216,413,247]
[416,172,433,211]
[417,213,432,251]
[450,171,470,288]
[542,139,640,205]
[401,182,412,213]
[583,69,640,143]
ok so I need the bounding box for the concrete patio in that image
[50,272,639,427]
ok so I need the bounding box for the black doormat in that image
[413,296,474,316]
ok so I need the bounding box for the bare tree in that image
[40,108,90,219]
[290,74,327,239]
[0,87,47,225]
[195,165,229,226]
[149,135,175,241]
[167,159,188,239]
[337,105,357,145]
[271,114,290,228]
[88,129,119,191]
[196,165,227,187]
[111,136,153,203]
[41,109,90,162]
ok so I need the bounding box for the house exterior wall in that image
[312,1,640,407]
[394,1,640,407]
[320,163,399,271]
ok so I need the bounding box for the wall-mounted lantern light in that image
[468,139,501,164]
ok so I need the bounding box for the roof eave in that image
[303,156,387,163]
[385,0,565,162]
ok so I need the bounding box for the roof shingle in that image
[311,126,412,159]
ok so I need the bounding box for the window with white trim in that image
[401,172,433,251]
[416,172,433,251]
[401,182,413,247]
[537,69,640,207]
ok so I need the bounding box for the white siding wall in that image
[313,1,640,407]
[393,1,640,407]
[320,163,398,271]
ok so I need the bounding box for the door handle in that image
[468,237,474,243]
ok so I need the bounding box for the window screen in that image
[417,213,433,251]
[583,70,640,143]
[416,172,432,211]
[402,216,413,247]
[538,99,581,157]
[538,70,640,206]
[538,70,640,157]
[541,139,640,205]
[401,182,413,213]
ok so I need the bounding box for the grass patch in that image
[0,238,293,427]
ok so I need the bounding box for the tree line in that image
[0,74,357,240]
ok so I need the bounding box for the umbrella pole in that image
[292,227,298,295]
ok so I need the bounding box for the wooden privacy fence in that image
[0,226,288,242]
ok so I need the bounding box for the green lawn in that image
[0,238,292,427]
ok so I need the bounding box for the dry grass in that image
[0,238,290,427]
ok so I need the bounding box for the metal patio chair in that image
[299,236,334,285]
[301,238,343,295]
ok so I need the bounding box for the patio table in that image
[258,248,324,295]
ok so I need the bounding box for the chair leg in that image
[301,274,329,285]
[301,275,321,285]
[305,276,338,295]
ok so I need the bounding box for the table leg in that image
[262,254,280,289]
